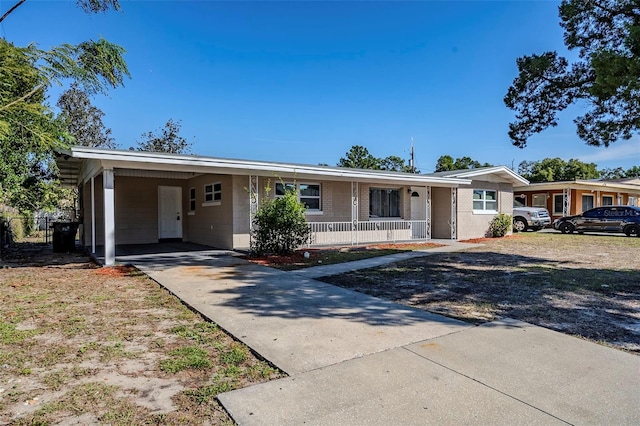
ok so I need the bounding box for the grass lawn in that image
[3,232,637,423]
[0,244,284,425]
[245,242,443,270]
[322,232,640,354]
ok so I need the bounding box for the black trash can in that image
[52,222,79,253]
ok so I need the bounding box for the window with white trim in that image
[629,196,638,207]
[532,194,547,208]
[189,187,196,212]
[582,194,594,212]
[553,194,564,215]
[602,195,614,206]
[275,182,322,212]
[203,182,222,206]
[299,184,321,210]
[369,188,401,218]
[472,189,497,212]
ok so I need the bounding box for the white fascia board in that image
[446,166,529,186]
[79,159,104,184]
[514,181,640,193]
[67,147,470,187]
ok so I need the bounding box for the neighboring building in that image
[513,178,640,220]
[56,147,528,265]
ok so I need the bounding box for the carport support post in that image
[91,176,95,254]
[103,169,115,266]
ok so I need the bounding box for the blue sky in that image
[2,0,639,172]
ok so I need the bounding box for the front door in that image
[158,186,183,240]
[410,187,426,238]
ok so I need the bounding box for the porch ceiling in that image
[55,153,83,188]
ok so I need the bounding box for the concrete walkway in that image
[118,246,640,425]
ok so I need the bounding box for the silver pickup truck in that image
[513,200,551,232]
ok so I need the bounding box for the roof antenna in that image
[410,137,415,173]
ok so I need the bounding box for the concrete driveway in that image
[117,245,640,425]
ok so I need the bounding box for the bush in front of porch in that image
[251,187,310,255]
[487,213,512,238]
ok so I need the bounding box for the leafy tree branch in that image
[505,0,640,148]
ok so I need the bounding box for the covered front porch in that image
[246,180,460,247]
[56,147,469,266]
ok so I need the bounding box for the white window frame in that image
[553,194,564,215]
[629,196,638,207]
[275,182,322,214]
[472,189,498,214]
[602,195,614,206]
[581,194,594,213]
[369,187,402,219]
[532,193,547,208]
[188,187,196,215]
[203,182,222,207]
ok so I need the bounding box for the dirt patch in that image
[322,232,640,354]
[459,235,522,244]
[94,265,139,277]
[0,243,283,425]
[244,242,443,270]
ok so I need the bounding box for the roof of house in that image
[426,166,530,186]
[56,146,479,188]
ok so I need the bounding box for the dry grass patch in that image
[322,232,640,353]
[245,242,443,271]
[0,243,283,425]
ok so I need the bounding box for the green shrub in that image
[21,212,34,237]
[251,183,310,255]
[12,215,25,240]
[487,213,511,238]
[0,213,23,245]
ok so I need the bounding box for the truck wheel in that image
[513,218,527,232]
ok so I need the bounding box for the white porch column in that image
[426,186,431,240]
[249,175,259,248]
[351,182,359,245]
[450,187,457,240]
[103,169,115,266]
[563,188,571,216]
[596,190,601,207]
[91,176,96,254]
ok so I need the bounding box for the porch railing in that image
[307,220,428,247]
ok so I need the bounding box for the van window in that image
[583,208,601,218]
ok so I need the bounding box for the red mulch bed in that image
[459,235,522,244]
[94,265,138,277]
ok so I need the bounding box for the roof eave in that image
[57,147,470,186]
[514,180,640,192]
